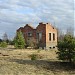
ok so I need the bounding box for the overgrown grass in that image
[0,47,75,75]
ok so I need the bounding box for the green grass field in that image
[0,46,75,75]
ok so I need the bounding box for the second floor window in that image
[28,33,32,37]
[53,33,55,41]
[49,33,51,41]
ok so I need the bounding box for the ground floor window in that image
[37,33,42,41]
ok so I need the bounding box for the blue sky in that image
[0,0,74,39]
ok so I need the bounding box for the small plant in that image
[29,54,37,60]
[0,42,7,48]
[29,53,43,60]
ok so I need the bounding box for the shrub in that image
[8,40,14,45]
[29,54,37,60]
[57,35,75,63]
[0,42,7,48]
[27,38,38,49]
[29,54,43,60]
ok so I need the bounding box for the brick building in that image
[17,22,57,49]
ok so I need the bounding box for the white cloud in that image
[0,0,74,38]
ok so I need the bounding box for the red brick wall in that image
[46,23,57,48]
[23,25,34,39]
[36,23,46,43]
[17,22,57,49]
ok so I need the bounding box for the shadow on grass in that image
[9,59,75,72]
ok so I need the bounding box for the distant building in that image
[17,22,57,49]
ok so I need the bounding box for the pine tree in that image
[3,33,8,41]
[14,31,26,49]
[57,35,75,63]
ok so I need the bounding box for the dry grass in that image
[0,46,75,75]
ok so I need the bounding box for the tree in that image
[57,35,75,63]
[2,33,9,43]
[66,26,74,37]
[3,33,8,41]
[0,39,3,43]
[57,28,65,41]
[14,31,26,49]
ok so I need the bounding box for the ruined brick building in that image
[17,22,57,49]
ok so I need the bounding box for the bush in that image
[57,35,75,63]
[8,40,14,45]
[29,54,37,60]
[0,42,7,48]
[29,54,43,60]
[26,37,39,49]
